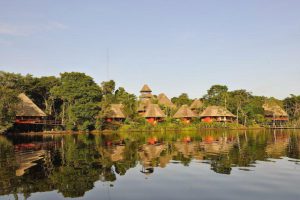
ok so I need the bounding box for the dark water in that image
[0,130,300,200]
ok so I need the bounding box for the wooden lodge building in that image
[199,106,236,123]
[173,105,197,124]
[263,103,289,126]
[105,104,126,122]
[15,93,47,124]
[143,104,166,125]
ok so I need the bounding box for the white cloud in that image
[0,21,68,36]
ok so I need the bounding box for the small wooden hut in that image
[105,104,126,122]
[263,103,288,125]
[143,104,166,125]
[157,93,176,109]
[199,106,236,122]
[173,105,197,124]
[15,93,47,124]
[190,99,203,114]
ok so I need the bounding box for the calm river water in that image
[0,130,300,200]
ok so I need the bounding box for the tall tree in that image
[204,85,229,107]
[171,93,192,107]
[50,72,102,130]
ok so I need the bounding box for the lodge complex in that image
[15,84,289,128]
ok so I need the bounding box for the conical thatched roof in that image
[190,99,203,110]
[263,103,288,117]
[157,93,176,108]
[173,105,197,118]
[107,104,126,118]
[200,106,235,118]
[143,104,166,118]
[140,84,152,92]
[16,93,47,117]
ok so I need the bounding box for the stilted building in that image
[138,84,153,115]
[105,104,126,122]
[263,103,288,126]
[139,84,153,101]
[143,104,166,125]
[15,93,47,124]
[200,106,236,122]
[173,105,197,124]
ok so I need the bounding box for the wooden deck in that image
[15,119,63,126]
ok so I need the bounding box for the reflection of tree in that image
[287,133,300,159]
[0,136,18,196]
[49,135,102,198]
[210,154,232,174]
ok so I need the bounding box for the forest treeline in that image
[1,71,300,131]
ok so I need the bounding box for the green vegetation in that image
[0,71,299,133]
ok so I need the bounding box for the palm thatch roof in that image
[157,93,176,108]
[140,84,152,92]
[139,93,153,99]
[16,93,47,117]
[200,106,236,118]
[143,104,166,118]
[263,103,288,117]
[107,104,126,119]
[173,105,197,118]
[190,99,203,110]
[137,99,151,112]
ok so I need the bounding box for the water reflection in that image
[0,130,300,198]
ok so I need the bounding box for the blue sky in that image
[0,0,300,99]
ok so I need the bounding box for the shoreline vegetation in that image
[1,71,300,134]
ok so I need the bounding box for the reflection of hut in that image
[174,142,204,160]
[190,99,203,114]
[105,104,126,122]
[263,103,289,125]
[173,105,197,124]
[139,144,166,172]
[15,93,47,124]
[143,104,166,124]
[201,137,233,155]
[157,93,176,109]
[15,149,46,176]
[200,106,236,122]
[266,131,289,158]
[107,145,126,162]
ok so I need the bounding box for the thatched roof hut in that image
[139,84,153,100]
[140,84,152,92]
[263,103,288,118]
[143,104,166,118]
[157,93,176,108]
[137,98,151,113]
[106,104,126,119]
[190,99,203,110]
[16,93,46,117]
[173,105,197,118]
[200,106,235,118]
